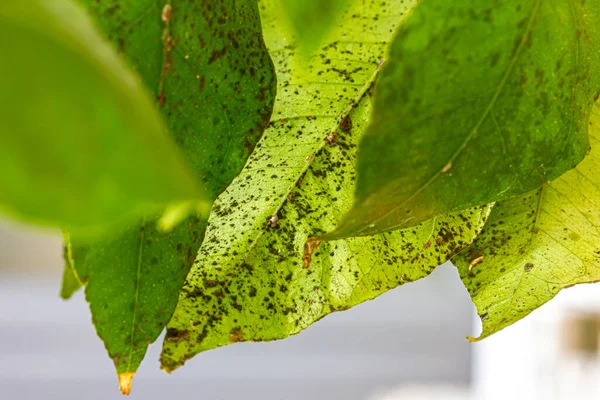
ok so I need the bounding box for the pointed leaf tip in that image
[118,372,135,396]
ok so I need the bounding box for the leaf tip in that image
[466,335,482,343]
[118,372,135,395]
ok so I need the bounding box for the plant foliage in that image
[1,0,600,395]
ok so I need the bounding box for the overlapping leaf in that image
[281,0,350,56]
[0,0,206,233]
[160,0,492,372]
[454,105,600,341]
[328,0,600,239]
[66,0,276,391]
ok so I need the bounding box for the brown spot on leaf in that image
[229,327,244,342]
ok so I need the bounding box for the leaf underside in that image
[329,0,600,239]
[66,0,276,379]
[160,0,491,372]
[454,105,600,341]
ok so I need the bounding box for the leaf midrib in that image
[126,217,146,372]
[125,3,170,372]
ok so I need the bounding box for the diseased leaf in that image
[327,0,600,240]
[160,0,491,372]
[281,0,350,56]
[66,0,276,391]
[454,105,600,341]
[0,0,207,233]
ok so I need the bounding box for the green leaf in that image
[159,0,491,372]
[281,0,350,57]
[71,216,201,383]
[0,0,207,233]
[327,0,600,240]
[59,239,83,300]
[453,105,600,341]
[66,0,276,390]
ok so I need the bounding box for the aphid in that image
[165,36,174,52]
[161,4,172,23]
[302,238,322,269]
[268,214,278,228]
[469,256,484,271]
[442,162,452,173]
[340,115,352,132]
[326,132,338,145]
[305,154,313,163]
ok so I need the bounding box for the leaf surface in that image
[66,0,276,389]
[0,0,206,233]
[454,105,600,341]
[281,0,350,56]
[160,0,491,372]
[328,0,600,239]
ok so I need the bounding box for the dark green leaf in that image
[66,0,276,390]
[0,0,207,233]
[454,105,600,341]
[327,0,600,239]
[159,0,490,372]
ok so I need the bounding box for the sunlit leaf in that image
[159,0,491,372]
[454,105,600,341]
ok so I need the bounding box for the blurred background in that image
[1,217,600,400]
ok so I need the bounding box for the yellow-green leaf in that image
[454,105,600,341]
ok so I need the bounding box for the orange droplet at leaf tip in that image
[118,372,135,396]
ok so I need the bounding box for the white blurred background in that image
[1,217,600,400]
